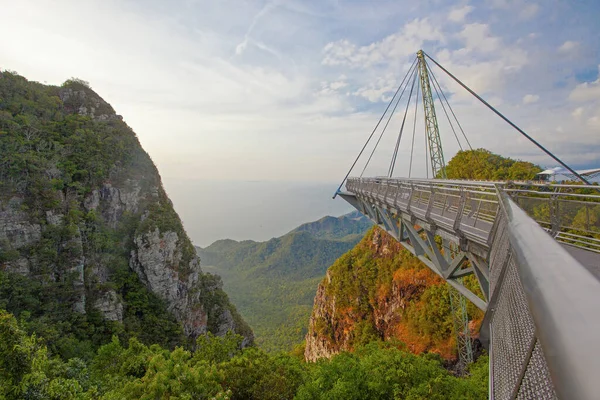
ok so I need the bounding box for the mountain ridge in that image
[196,211,372,352]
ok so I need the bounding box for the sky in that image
[1,0,599,245]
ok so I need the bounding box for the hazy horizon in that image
[163,178,354,247]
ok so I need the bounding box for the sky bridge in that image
[335,51,600,400]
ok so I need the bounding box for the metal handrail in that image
[499,191,600,400]
[346,177,499,246]
[347,177,600,252]
[347,176,600,193]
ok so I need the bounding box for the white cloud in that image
[572,107,584,118]
[352,74,400,102]
[458,23,501,53]
[322,18,443,69]
[448,6,473,23]
[523,94,539,104]
[569,66,600,102]
[558,40,579,53]
[519,4,539,20]
[430,25,528,96]
[319,75,349,95]
[588,115,600,128]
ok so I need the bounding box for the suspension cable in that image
[426,63,472,150]
[360,60,418,177]
[423,51,590,185]
[409,72,420,178]
[333,58,418,198]
[426,63,463,151]
[389,68,419,177]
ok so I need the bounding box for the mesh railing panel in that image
[489,207,557,399]
[517,341,557,400]
[488,214,509,295]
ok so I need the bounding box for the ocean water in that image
[162,179,354,247]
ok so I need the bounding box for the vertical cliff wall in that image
[0,72,252,350]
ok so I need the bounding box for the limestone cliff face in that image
[0,73,252,345]
[304,227,481,362]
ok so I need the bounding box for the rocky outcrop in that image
[304,227,477,362]
[0,198,42,247]
[304,273,338,362]
[59,84,122,121]
[130,228,209,337]
[84,181,146,228]
[94,290,123,322]
[0,197,41,275]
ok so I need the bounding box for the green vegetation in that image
[309,227,483,359]
[199,212,372,353]
[0,309,488,399]
[443,148,541,180]
[0,70,251,361]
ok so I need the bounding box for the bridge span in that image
[339,177,600,400]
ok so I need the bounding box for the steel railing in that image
[481,191,600,399]
[344,177,600,399]
[346,177,499,246]
[345,177,600,253]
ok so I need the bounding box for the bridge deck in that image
[343,177,600,399]
[561,244,600,281]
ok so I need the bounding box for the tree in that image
[443,149,541,181]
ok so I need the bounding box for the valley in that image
[198,211,372,352]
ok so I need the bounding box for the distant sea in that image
[162,179,354,247]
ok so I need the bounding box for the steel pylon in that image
[417,50,473,373]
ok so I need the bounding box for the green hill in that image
[0,71,252,363]
[197,212,372,352]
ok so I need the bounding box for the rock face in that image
[304,227,481,362]
[130,229,208,338]
[94,290,123,322]
[0,73,252,345]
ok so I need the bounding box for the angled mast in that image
[417,50,446,179]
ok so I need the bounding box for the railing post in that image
[425,185,435,221]
[454,189,466,232]
[383,180,390,203]
[550,194,560,236]
[407,183,414,214]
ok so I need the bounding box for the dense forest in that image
[0,308,488,399]
[443,148,541,180]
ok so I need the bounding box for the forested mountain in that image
[0,71,252,365]
[197,212,372,352]
[290,210,373,240]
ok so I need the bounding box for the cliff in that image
[0,72,252,355]
[304,227,482,362]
